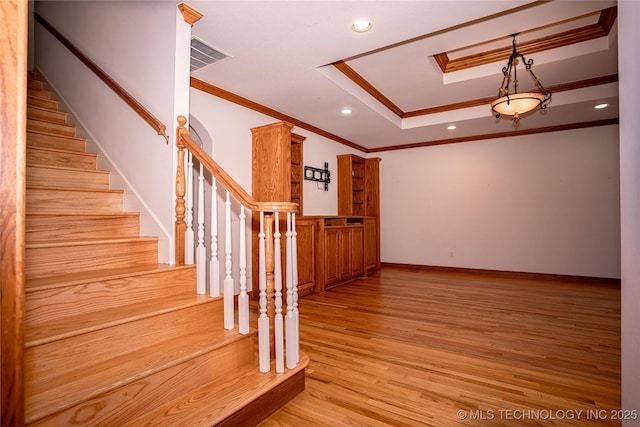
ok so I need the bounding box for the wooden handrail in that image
[176,116,298,213]
[33,12,169,143]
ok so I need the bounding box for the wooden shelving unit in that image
[290,133,304,215]
[338,154,365,217]
[337,154,381,274]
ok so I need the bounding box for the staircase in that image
[24,71,307,426]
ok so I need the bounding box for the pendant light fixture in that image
[491,33,552,123]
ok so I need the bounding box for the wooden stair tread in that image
[27,129,85,143]
[26,185,123,194]
[26,236,158,249]
[25,293,219,347]
[26,97,60,112]
[126,352,310,427]
[27,104,67,121]
[27,164,109,175]
[27,117,74,127]
[26,327,254,424]
[26,211,139,217]
[27,144,95,156]
[26,103,61,113]
[27,94,57,105]
[27,118,76,136]
[26,211,141,242]
[27,79,44,89]
[25,264,172,290]
[25,263,190,291]
[27,88,51,99]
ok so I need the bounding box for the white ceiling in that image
[189,0,619,151]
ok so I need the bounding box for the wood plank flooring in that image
[260,267,621,426]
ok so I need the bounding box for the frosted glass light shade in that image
[491,92,546,116]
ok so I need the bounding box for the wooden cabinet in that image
[251,121,312,292]
[364,217,377,272]
[351,226,364,276]
[317,217,364,290]
[251,121,305,207]
[337,154,381,274]
[295,217,317,297]
[323,227,340,286]
[250,125,381,295]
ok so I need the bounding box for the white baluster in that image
[285,212,295,369]
[209,178,220,297]
[292,212,299,364]
[258,212,270,372]
[185,151,194,264]
[238,206,249,334]
[274,212,284,373]
[223,190,234,330]
[196,162,206,294]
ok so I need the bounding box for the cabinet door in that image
[324,228,340,287]
[296,219,316,296]
[338,228,352,281]
[364,218,377,272]
[351,227,364,276]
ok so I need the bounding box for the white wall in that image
[378,125,621,279]
[34,1,178,262]
[619,1,640,422]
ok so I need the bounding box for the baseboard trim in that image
[381,263,621,286]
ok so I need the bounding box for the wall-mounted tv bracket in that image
[304,162,331,191]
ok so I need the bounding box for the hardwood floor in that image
[260,267,621,426]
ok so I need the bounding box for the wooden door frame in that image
[1,0,28,425]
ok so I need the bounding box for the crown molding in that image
[178,3,203,26]
[434,7,617,74]
[368,118,619,153]
[190,77,368,152]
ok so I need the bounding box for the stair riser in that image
[27,147,96,169]
[26,266,197,327]
[27,119,76,137]
[26,239,157,280]
[28,333,255,426]
[27,188,123,214]
[26,214,140,241]
[28,88,51,100]
[28,79,44,90]
[27,96,58,111]
[27,131,86,153]
[27,166,110,190]
[26,300,224,393]
[27,106,67,123]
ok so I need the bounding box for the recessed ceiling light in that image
[594,103,609,109]
[341,108,353,115]
[447,125,457,130]
[352,20,372,33]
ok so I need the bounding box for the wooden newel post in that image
[175,116,187,266]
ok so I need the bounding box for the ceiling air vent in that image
[190,37,230,72]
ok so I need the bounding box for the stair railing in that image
[33,12,169,143]
[175,116,300,373]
